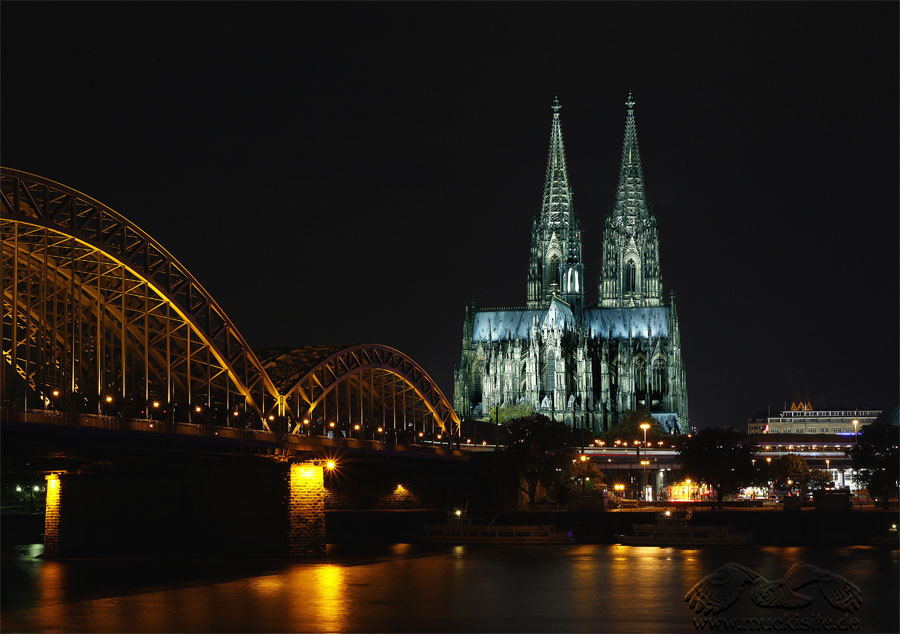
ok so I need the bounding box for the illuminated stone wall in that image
[42,474,61,556]
[288,463,326,557]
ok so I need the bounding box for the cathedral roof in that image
[470,299,576,343]
[470,305,669,342]
[540,95,574,230]
[612,91,652,222]
[472,309,543,342]
[585,306,669,339]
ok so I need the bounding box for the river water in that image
[2,543,897,632]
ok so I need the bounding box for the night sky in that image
[2,2,897,428]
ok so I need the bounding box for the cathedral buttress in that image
[527,95,584,310]
[599,92,664,308]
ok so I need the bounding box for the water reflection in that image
[1,544,897,633]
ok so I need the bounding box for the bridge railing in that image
[2,408,460,456]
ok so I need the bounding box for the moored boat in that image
[618,511,750,546]
[418,522,572,544]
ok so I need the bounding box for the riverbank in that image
[5,507,898,551]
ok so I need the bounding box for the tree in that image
[503,414,579,505]
[770,454,812,497]
[494,403,533,424]
[606,408,666,444]
[676,428,756,506]
[808,469,831,492]
[849,422,900,509]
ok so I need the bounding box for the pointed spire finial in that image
[552,94,561,113]
[626,90,635,110]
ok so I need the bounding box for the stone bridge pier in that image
[42,458,327,558]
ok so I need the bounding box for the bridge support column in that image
[288,462,326,557]
[42,473,62,557]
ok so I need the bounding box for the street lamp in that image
[640,422,650,448]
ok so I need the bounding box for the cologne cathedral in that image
[453,93,688,433]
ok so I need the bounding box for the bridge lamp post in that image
[640,423,650,449]
[640,460,650,501]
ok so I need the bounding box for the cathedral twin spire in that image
[527,95,583,310]
[613,91,652,223]
[529,92,663,311]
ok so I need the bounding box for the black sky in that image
[2,2,897,428]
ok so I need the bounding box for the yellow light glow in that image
[52,390,60,397]
[419,432,425,437]
[233,410,239,416]
[664,510,671,517]
[354,424,360,431]
[326,461,336,470]
[195,405,202,412]
[640,423,650,430]
[437,434,442,439]
[329,422,335,428]
[580,455,587,461]
[686,479,692,484]
[268,415,275,421]
[377,427,383,433]
[303,418,309,425]
[454,509,462,517]
[153,401,160,408]
[105,395,113,403]
[641,460,650,465]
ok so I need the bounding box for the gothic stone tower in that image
[454,93,688,433]
[527,95,585,314]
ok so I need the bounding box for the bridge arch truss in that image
[260,344,459,439]
[1,168,459,437]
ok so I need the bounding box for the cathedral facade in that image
[453,94,688,433]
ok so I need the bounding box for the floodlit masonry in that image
[454,93,687,432]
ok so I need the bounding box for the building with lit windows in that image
[747,404,880,436]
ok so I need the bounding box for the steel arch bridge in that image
[1,167,459,436]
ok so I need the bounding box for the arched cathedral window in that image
[651,357,666,400]
[549,257,560,288]
[473,360,484,402]
[624,260,636,293]
[634,356,646,395]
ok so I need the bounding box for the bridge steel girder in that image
[266,344,460,434]
[1,168,460,440]
[1,167,277,428]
